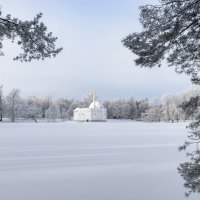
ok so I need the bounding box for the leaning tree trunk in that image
[0,112,2,122]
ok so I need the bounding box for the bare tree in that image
[6,89,21,122]
[23,96,41,122]
[151,98,162,122]
[46,103,60,122]
[0,84,3,121]
[80,93,93,108]
[39,97,52,118]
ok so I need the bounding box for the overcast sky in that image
[0,0,193,100]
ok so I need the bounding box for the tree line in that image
[0,84,199,122]
[142,87,200,122]
[105,87,200,122]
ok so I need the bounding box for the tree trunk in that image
[0,112,2,122]
[42,108,45,118]
[33,117,37,123]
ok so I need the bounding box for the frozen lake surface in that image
[0,121,199,200]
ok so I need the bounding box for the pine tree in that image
[122,0,200,196]
[0,8,62,61]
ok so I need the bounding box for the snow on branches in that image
[0,9,62,61]
[122,0,200,84]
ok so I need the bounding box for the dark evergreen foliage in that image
[0,9,62,61]
[179,97,200,196]
[122,0,200,84]
[122,0,200,196]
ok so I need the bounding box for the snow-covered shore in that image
[0,121,199,200]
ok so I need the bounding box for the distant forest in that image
[0,85,199,122]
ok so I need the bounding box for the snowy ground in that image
[0,121,199,200]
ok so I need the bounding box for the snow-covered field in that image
[0,121,199,200]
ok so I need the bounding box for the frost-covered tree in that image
[173,95,184,122]
[0,84,4,121]
[66,100,78,119]
[0,7,62,61]
[162,94,177,122]
[80,93,93,108]
[39,97,52,118]
[6,89,21,122]
[111,100,123,119]
[56,98,74,120]
[122,0,200,196]
[23,96,41,122]
[137,98,149,119]
[122,0,200,84]
[178,96,200,196]
[103,101,112,118]
[56,98,66,120]
[127,98,137,120]
[45,103,60,122]
[103,98,149,120]
[150,98,162,122]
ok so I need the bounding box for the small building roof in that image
[89,101,103,109]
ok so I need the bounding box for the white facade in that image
[73,93,107,122]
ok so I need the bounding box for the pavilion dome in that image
[89,101,103,109]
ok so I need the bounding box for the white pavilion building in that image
[73,92,107,122]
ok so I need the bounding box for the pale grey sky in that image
[0,0,192,100]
